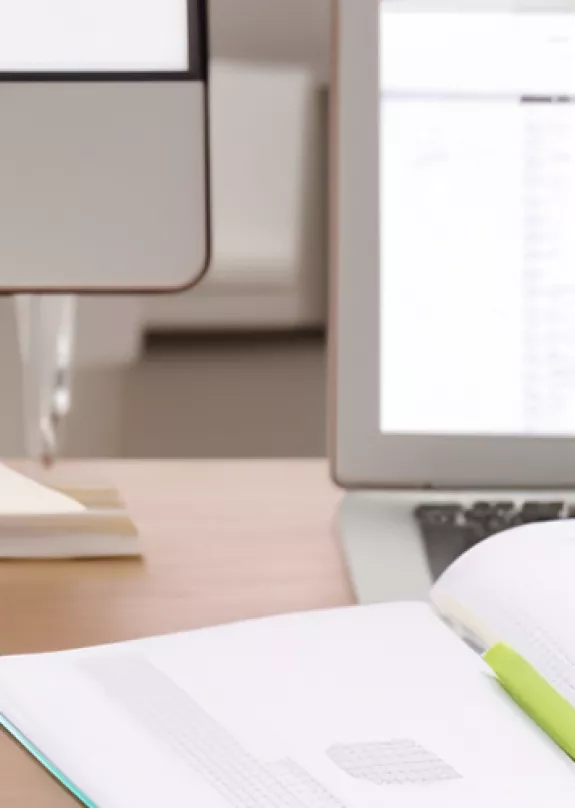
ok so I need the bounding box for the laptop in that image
[330,0,575,603]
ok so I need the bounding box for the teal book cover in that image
[0,713,98,808]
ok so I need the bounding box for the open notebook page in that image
[433,520,575,710]
[0,603,572,808]
[0,464,85,515]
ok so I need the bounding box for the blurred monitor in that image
[0,0,210,292]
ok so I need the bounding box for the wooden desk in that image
[0,460,351,807]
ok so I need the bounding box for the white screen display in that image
[0,0,189,72]
[380,6,575,435]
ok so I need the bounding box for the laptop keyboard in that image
[414,500,572,580]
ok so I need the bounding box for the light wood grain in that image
[0,460,351,807]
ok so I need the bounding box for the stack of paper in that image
[0,464,141,559]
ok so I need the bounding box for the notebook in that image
[0,464,141,558]
[0,521,574,807]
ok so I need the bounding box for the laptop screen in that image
[379,5,575,436]
[0,0,190,74]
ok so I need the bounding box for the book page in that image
[432,520,575,709]
[0,603,572,808]
[0,464,85,515]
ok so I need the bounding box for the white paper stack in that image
[0,464,141,559]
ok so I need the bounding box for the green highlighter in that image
[484,642,575,761]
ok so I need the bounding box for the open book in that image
[0,521,574,806]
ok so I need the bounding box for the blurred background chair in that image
[0,0,331,459]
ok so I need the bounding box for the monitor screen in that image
[379,5,575,436]
[0,0,190,73]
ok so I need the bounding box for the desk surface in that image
[0,460,350,807]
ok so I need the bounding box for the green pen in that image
[484,642,575,761]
